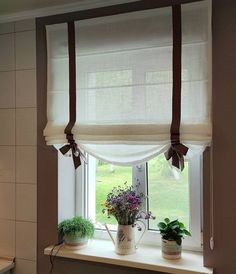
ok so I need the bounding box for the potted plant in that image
[102,182,155,255]
[157,218,191,259]
[58,216,94,249]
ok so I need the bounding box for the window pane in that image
[147,154,190,230]
[94,160,132,225]
[88,70,132,88]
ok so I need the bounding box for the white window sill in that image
[44,239,213,274]
[0,258,14,274]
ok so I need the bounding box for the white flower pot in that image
[161,239,182,259]
[64,235,88,250]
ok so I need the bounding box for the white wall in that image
[0,19,37,274]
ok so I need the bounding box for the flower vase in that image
[115,224,136,255]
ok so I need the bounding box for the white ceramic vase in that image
[105,222,146,255]
[115,225,136,255]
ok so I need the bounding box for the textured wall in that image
[52,258,163,274]
[204,0,236,273]
[0,19,37,274]
[35,0,236,274]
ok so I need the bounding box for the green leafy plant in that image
[157,218,191,245]
[58,216,95,240]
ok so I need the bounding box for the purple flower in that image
[102,182,155,225]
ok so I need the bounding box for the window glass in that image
[95,160,132,225]
[88,70,132,88]
[147,154,190,230]
[146,69,189,84]
[73,153,200,248]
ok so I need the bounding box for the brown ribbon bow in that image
[60,137,81,169]
[165,142,188,171]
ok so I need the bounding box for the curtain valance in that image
[44,0,211,166]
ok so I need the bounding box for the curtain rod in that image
[37,0,204,27]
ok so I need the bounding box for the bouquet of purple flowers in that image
[102,182,155,225]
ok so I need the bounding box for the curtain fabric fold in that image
[45,1,211,168]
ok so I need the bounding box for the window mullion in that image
[188,154,202,247]
[132,164,147,198]
[86,155,96,222]
[75,162,86,218]
[132,163,148,231]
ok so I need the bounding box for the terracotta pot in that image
[64,235,88,250]
[161,239,182,259]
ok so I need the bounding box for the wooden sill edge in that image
[44,239,213,274]
[0,257,14,274]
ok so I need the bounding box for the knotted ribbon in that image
[60,135,81,169]
[165,142,188,171]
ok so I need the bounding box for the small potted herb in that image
[157,218,191,259]
[58,216,94,249]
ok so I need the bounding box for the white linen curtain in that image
[45,1,211,165]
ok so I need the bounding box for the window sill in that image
[44,239,213,274]
[0,257,14,274]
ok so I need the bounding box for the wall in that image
[0,0,235,274]
[52,258,163,274]
[0,20,37,274]
[36,1,236,274]
[205,0,236,273]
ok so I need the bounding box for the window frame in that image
[75,152,202,251]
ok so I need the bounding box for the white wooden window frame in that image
[74,153,202,251]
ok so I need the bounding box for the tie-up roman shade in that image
[44,1,211,167]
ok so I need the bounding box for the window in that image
[51,0,210,254]
[73,152,202,250]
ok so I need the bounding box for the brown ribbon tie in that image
[59,22,87,169]
[60,138,81,169]
[164,5,189,171]
[165,142,188,171]
[60,138,87,169]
